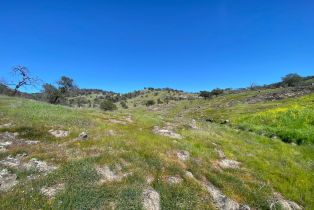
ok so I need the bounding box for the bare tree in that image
[6,65,40,95]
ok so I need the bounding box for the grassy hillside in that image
[0,92,313,209]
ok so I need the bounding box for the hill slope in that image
[0,88,313,209]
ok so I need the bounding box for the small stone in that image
[167,176,183,185]
[185,171,194,179]
[189,119,198,129]
[0,154,26,168]
[176,150,190,161]
[40,183,65,199]
[218,159,241,169]
[153,126,182,139]
[205,118,214,123]
[143,188,160,210]
[270,192,302,210]
[146,175,155,184]
[0,123,13,128]
[76,132,88,140]
[49,129,70,138]
[25,140,40,145]
[24,158,57,174]
[215,148,226,159]
[221,120,230,124]
[0,168,18,192]
[107,130,116,136]
[96,165,130,183]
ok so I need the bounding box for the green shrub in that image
[100,100,117,111]
[145,100,155,106]
[120,101,128,109]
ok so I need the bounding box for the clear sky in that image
[0,0,313,93]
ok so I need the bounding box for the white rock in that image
[0,168,18,192]
[202,181,249,210]
[143,188,160,210]
[96,165,130,183]
[176,150,190,161]
[41,183,65,199]
[25,140,40,145]
[270,192,302,210]
[24,158,57,174]
[218,159,241,169]
[153,126,182,139]
[49,129,70,138]
[185,171,194,179]
[167,176,183,185]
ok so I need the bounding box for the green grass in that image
[0,93,314,209]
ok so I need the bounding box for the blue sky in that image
[0,0,313,93]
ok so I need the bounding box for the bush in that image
[100,100,117,111]
[120,101,128,109]
[282,73,302,87]
[145,100,155,106]
[157,98,163,104]
[199,91,211,99]
[211,88,224,96]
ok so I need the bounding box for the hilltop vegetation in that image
[0,73,313,209]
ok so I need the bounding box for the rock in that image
[0,168,18,192]
[40,183,65,199]
[221,120,230,124]
[107,130,116,136]
[0,141,13,146]
[153,126,182,139]
[190,119,198,129]
[125,116,133,123]
[24,158,57,174]
[218,159,241,169]
[24,140,40,145]
[167,176,183,185]
[215,148,226,159]
[0,146,7,152]
[76,132,88,140]
[185,171,194,179]
[146,175,155,184]
[176,150,190,161]
[270,192,302,210]
[205,118,214,123]
[143,187,160,210]
[0,153,26,168]
[0,131,17,141]
[49,129,70,138]
[96,165,130,183]
[202,181,250,210]
[0,123,13,128]
[109,119,128,125]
